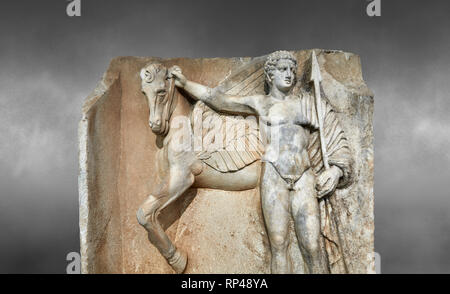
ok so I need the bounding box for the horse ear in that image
[140,68,148,81]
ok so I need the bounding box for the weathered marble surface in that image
[78,49,374,273]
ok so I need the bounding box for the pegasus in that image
[136,62,265,273]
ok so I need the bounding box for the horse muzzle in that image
[149,119,164,134]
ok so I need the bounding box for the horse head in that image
[140,63,178,136]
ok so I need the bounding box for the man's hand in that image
[169,66,186,88]
[316,165,343,199]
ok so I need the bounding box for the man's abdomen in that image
[262,124,311,188]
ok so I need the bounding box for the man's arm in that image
[171,69,258,115]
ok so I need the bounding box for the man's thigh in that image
[260,162,290,233]
[290,169,321,239]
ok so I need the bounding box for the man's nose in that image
[286,67,292,78]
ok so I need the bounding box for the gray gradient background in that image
[0,0,449,273]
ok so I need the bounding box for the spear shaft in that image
[310,50,330,170]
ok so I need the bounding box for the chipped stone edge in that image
[78,112,90,274]
[78,60,121,274]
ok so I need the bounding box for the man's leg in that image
[291,169,329,274]
[260,162,291,274]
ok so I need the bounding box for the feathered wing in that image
[194,102,264,172]
[194,57,267,172]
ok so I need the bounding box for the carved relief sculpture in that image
[79,50,374,274]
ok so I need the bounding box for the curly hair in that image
[264,51,297,92]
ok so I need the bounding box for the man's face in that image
[270,59,296,93]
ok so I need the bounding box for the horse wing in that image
[194,102,264,172]
[216,56,267,96]
[189,57,268,172]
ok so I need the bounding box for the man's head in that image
[264,51,297,94]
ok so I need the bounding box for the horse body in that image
[137,63,262,273]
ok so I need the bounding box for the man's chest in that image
[259,97,309,125]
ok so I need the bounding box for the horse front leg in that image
[136,166,195,273]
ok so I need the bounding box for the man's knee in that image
[295,219,321,255]
[303,237,321,256]
[270,234,289,252]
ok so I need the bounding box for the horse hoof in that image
[169,250,188,274]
